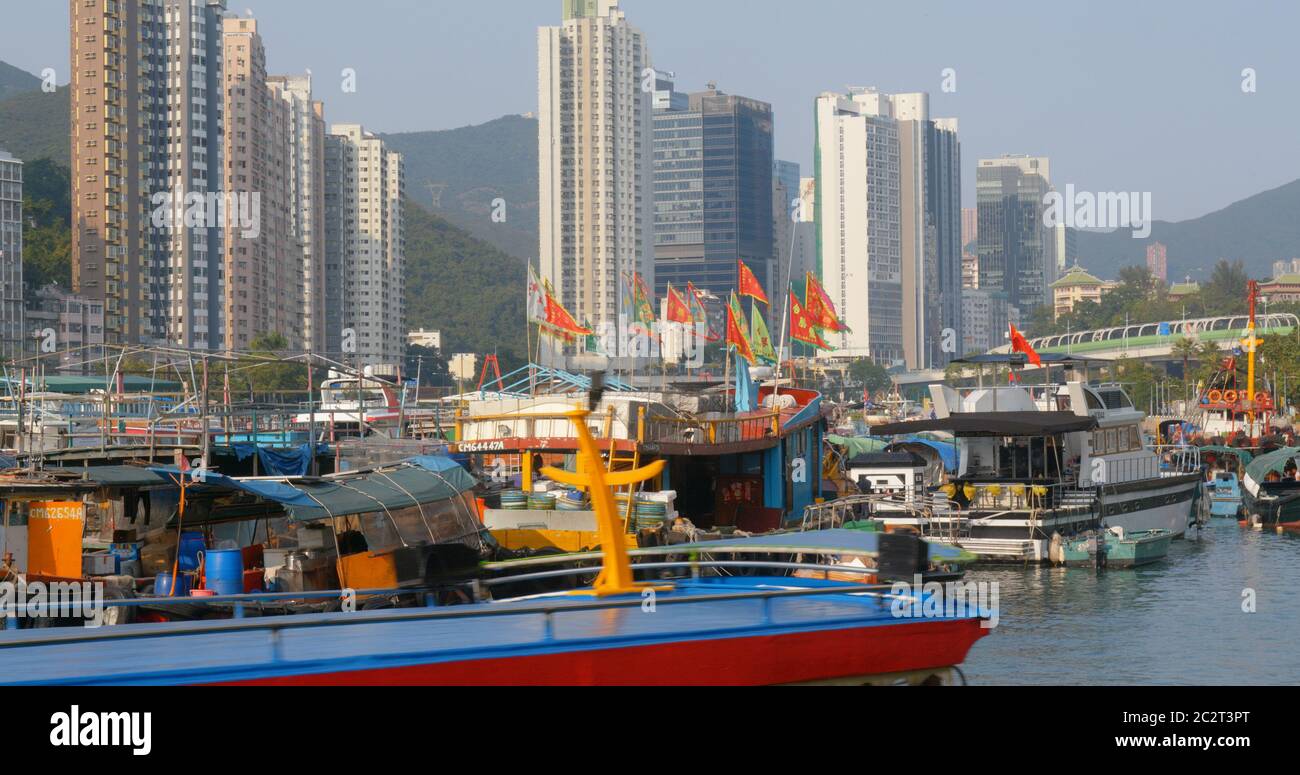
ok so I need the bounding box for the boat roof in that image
[870,411,1099,438]
[952,353,1112,366]
[0,375,184,395]
[1245,447,1300,483]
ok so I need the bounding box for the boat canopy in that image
[151,456,477,522]
[1244,447,1300,484]
[1198,445,1255,465]
[870,411,1098,438]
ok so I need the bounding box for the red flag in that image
[727,298,756,365]
[1009,324,1041,367]
[666,284,692,324]
[790,291,830,349]
[805,272,848,332]
[737,260,769,304]
[544,293,592,337]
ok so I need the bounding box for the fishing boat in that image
[861,354,1203,564]
[1105,527,1173,568]
[1240,447,1300,528]
[1207,470,1244,518]
[0,392,990,686]
[293,369,429,439]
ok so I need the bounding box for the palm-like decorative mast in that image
[539,373,672,597]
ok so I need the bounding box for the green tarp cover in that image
[1245,447,1300,484]
[825,435,890,457]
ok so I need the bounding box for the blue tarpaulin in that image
[230,443,329,477]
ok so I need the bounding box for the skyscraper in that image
[815,89,959,368]
[222,17,301,351]
[653,80,774,300]
[1146,241,1168,282]
[268,74,328,355]
[538,0,654,332]
[976,155,1053,316]
[323,125,405,365]
[0,148,22,361]
[69,0,228,349]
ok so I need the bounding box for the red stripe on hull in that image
[216,619,987,686]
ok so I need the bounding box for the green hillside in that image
[0,61,41,102]
[1076,178,1300,282]
[0,84,71,165]
[404,198,528,368]
[383,114,538,262]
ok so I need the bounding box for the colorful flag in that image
[685,282,720,342]
[790,289,831,349]
[631,272,656,332]
[805,272,848,333]
[526,265,547,325]
[544,293,592,338]
[750,300,777,365]
[737,259,769,305]
[727,293,756,365]
[1009,323,1041,367]
[666,283,692,324]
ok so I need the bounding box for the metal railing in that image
[642,410,780,446]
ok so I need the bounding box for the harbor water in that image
[962,521,1300,685]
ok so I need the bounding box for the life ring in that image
[1208,390,1223,403]
[1257,392,1269,403]
[1224,390,1238,403]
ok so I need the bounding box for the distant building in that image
[407,328,442,351]
[977,155,1054,316]
[1146,242,1168,282]
[1260,274,1300,303]
[1052,264,1115,319]
[539,0,654,333]
[961,207,978,251]
[25,285,104,373]
[324,125,406,364]
[1271,258,1300,279]
[1055,224,1077,272]
[962,288,1019,355]
[653,80,774,302]
[0,147,22,361]
[962,250,979,289]
[1167,278,1200,302]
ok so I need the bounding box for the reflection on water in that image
[961,522,1300,685]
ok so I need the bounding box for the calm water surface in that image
[961,521,1300,685]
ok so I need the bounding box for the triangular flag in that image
[544,293,592,338]
[790,289,831,349]
[805,272,849,333]
[750,300,777,365]
[666,283,692,324]
[1009,323,1041,367]
[727,293,756,366]
[738,259,769,305]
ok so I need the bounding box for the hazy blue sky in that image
[3,0,1297,221]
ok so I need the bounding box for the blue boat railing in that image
[0,580,908,653]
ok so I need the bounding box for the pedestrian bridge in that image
[995,313,1300,360]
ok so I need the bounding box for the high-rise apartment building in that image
[976,155,1053,316]
[69,0,228,349]
[0,148,22,361]
[815,89,960,368]
[221,17,301,351]
[653,80,774,301]
[814,90,902,364]
[323,125,405,365]
[1146,241,1168,283]
[539,0,654,332]
[268,75,327,355]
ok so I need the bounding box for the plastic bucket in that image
[202,548,244,596]
[154,571,191,597]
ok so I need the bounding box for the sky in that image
[2,0,1298,221]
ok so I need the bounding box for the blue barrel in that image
[178,531,206,571]
[154,571,191,597]
[202,549,244,596]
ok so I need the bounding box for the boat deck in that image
[0,577,987,686]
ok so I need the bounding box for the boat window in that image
[1083,390,1104,410]
[1129,426,1141,450]
[1097,389,1133,410]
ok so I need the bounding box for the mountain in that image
[0,61,41,102]
[1075,179,1300,282]
[404,199,528,368]
[0,84,70,165]
[383,114,538,262]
